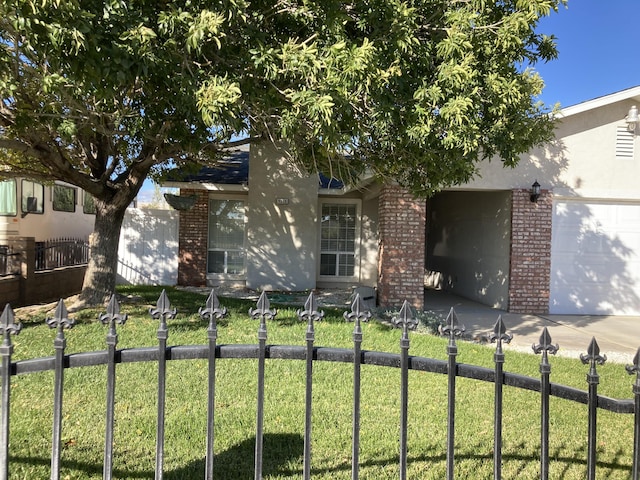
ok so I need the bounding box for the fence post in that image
[249,292,277,480]
[439,307,465,480]
[344,294,371,480]
[581,337,606,480]
[100,295,127,480]
[392,300,418,480]
[199,290,227,480]
[626,348,640,480]
[46,300,75,480]
[489,316,512,480]
[149,290,177,480]
[0,304,21,480]
[297,292,324,480]
[533,327,558,480]
[10,237,34,306]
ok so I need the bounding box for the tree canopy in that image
[0,0,564,303]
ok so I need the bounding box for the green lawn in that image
[5,286,637,479]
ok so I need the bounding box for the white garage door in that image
[550,200,640,315]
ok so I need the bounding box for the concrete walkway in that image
[424,289,640,363]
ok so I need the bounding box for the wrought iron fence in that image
[0,290,639,480]
[34,237,89,271]
[0,246,19,277]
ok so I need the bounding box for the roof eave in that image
[560,85,640,118]
[162,181,249,192]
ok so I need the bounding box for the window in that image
[0,180,17,216]
[53,185,76,212]
[83,192,96,214]
[208,199,246,275]
[320,203,358,277]
[21,180,44,214]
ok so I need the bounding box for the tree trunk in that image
[78,200,127,306]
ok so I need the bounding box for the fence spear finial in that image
[199,289,227,331]
[392,300,419,336]
[297,291,324,327]
[46,299,75,333]
[0,304,21,347]
[489,315,512,350]
[532,327,559,357]
[439,307,465,342]
[344,293,371,327]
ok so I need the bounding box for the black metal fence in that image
[34,237,89,271]
[0,246,19,277]
[1,290,639,480]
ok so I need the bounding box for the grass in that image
[5,285,638,479]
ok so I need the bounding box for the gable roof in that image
[164,147,345,190]
[180,149,250,185]
[561,85,640,118]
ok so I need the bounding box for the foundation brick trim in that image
[177,189,209,286]
[508,189,552,314]
[377,185,426,310]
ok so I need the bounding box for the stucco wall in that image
[245,142,318,291]
[426,191,511,309]
[359,195,379,287]
[457,99,640,202]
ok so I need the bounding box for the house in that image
[167,85,640,316]
[0,178,95,307]
[0,178,95,242]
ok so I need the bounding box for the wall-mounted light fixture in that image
[530,180,541,203]
[626,105,639,132]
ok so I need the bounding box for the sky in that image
[534,0,640,108]
[140,0,640,202]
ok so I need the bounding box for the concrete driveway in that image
[424,289,640,363]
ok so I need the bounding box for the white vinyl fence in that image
[117,208,178,286]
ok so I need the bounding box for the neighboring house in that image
[167,86,640,316]
[0,178,95,307]
[0,178,95,242]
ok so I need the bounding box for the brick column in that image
[177,189,209,286]
[377,185,426,310]
[508,189,552,314]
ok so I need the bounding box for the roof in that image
[179,149,249,185]
[560,85,640,118]
[165,148,344,190]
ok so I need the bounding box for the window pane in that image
[21,180,45,214]
[208,199,245,274]
[53,185,76,212]
[0,180,17,216]
[83,193,96,214]
[320,203,357,277]
[338,254,355,276]
[207,251,225,274]
[320,253,337,276]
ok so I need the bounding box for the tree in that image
[0,0,563,305]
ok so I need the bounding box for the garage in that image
[550,199,640,315]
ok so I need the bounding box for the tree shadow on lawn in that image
[9,438,631,478]
[9,433,303,479]
[165,432,304,479]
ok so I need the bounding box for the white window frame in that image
[317,199,361,283]
[21,179,45,215]
[207,194,247,280]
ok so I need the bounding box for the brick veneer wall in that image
[177,189,209,286]
[377,185,426,310]
[508,189,552,314]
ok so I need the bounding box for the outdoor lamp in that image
[530,180,541,203]
[626,105,639,132]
